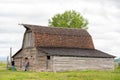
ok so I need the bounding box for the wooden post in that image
[6,56,9,69]
[10,47,12,65]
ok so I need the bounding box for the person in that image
[11,60,15,71]
[24,58,29,71]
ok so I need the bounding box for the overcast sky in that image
[0,0,120,58]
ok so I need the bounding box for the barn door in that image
[46,56,51,71]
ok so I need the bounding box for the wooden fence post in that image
[6,56,9,69]
[10,47,12,65]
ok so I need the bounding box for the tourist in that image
[11,60,15,71]
[24,58,29,71]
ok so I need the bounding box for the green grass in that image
[0,63,120,80]
[0,62,6,66]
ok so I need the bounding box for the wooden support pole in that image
[10,47,12,65]
[6,56,9,69]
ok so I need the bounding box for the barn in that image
[12,24,115,72]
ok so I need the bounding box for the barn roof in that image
[22,24,90,37]
[39,47,115,58]
[21,24,94,49]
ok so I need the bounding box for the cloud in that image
[0,0,44,4]
[0,33,23,57]
[0,0,120,58]
[0,24,24,32]
[0,47,19,57]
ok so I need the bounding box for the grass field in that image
[0,63,120,80]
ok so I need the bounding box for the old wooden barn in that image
[12,24,115,72]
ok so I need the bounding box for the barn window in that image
[47,56,50,60]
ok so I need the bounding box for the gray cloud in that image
[113,0,120,8]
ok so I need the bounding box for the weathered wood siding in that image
[14,48,37,71]
[35,50,53,72]
[35,50,46,71]
[13,50,23,70]
[52,56,114,72]
[22,48,37,71]
[36,56,46,71]
[23,32,34,48]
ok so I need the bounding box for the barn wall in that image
[23,32,34,48]
[13,50,23,70]
[35,50,53,72]
[35,50,46,72]
[52,56,114,72]
[35,56,47,71]
[14,48,37,71]
[22,48,37,71]
[34,33,94,49]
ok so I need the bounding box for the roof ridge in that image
[20,23,87,31]
[20,24,90,37]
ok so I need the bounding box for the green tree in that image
[48,10,88,29]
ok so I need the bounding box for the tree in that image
[48,10,88,29]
